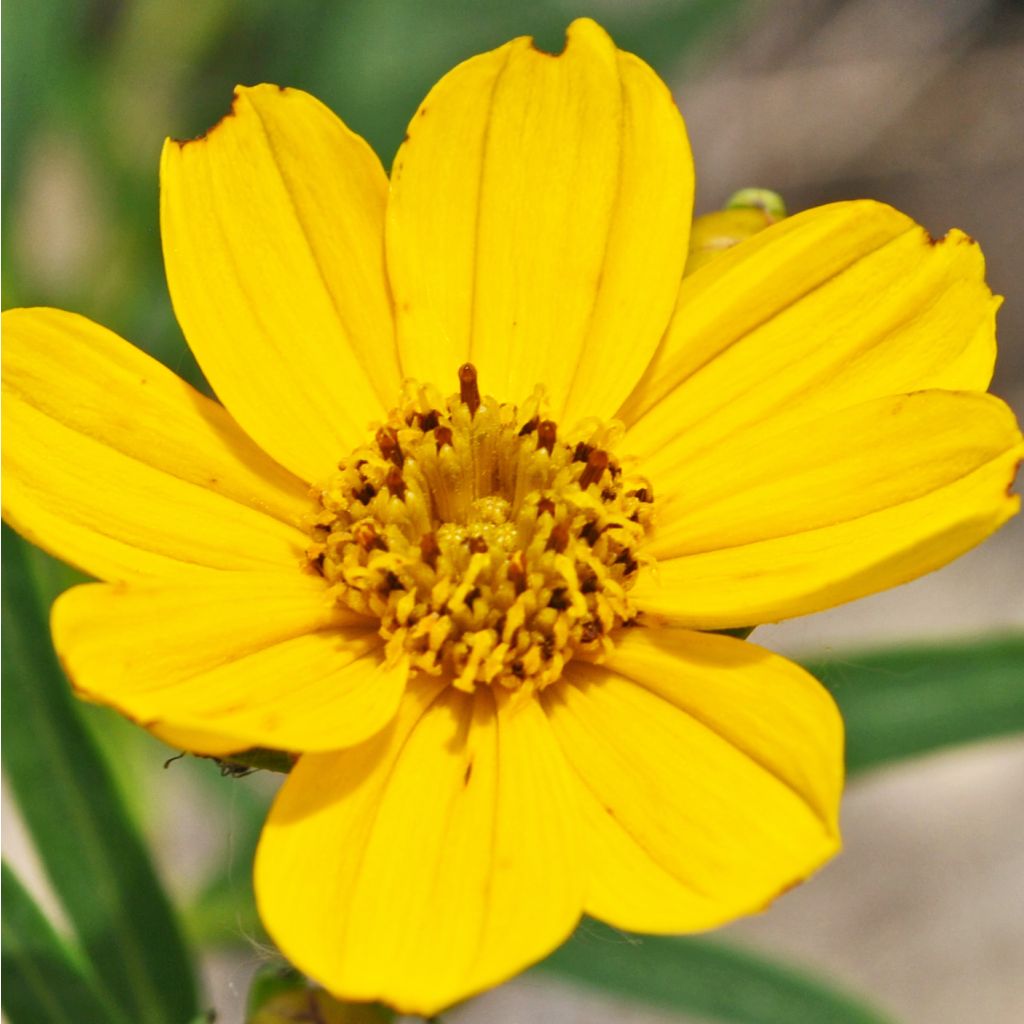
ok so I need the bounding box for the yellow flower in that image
[3,17,1021,1016]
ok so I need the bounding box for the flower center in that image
[307,365,653,693]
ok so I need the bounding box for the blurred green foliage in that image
[2,530,199,1024]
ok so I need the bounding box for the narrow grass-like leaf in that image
[1,862,130,1024]
[806,635,1024,775]
[1,528,199,1024]
[536,921,894,1024]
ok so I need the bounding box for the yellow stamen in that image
[307,367,654,693]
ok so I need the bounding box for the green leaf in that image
[536,921,894,1024]
[807,635,1024,776]
[1,527,199,1024]
[1,862,130,1024]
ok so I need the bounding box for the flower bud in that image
[686,188,787,276]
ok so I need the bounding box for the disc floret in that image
[307,366,653,693]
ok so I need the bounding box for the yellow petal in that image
[634,393,1022,627]
[52,572,403,754]
[387,18,693,422]
[2,308,309,582]
[542,628,841,933]
[161,84,399,483]
[256,685,583,1015]
[619,200,998,471]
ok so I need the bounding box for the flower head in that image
[3,17,1021,1015]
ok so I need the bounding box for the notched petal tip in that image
[167,90,242,149]
[166,83,290,148]
[925,225,976,247]
[525,16,613,58]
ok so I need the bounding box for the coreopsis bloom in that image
[3,17,1021,1015]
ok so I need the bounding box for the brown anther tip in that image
[384,466,406,499]
[537,497,556,518]
[508,551,527,593]
[376,426,404,467]
[354,522,378,550]
[614,549,639,575]
[518,416,539,436]
[573,442,593,463]
[537,420,557,454]
[468,536,489,554]
[419,409,440,432]
[458,362,480,416]
[579,449,609,489]
[420,532,440,569]
[547,521,570,553]
[549,587,571,610]
[434,425,454,451]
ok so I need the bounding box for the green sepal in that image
[245,964,306,1020]
[245,965,396,1024]
[714,626,756,640]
